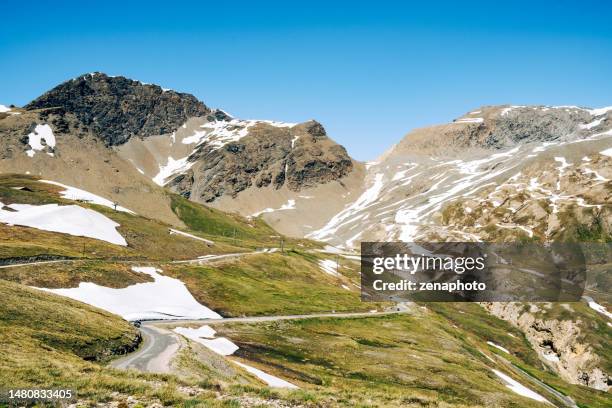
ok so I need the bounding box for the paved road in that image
[109,325,180,373]
[110,309,410,372]
[152,309,409,328]
[169,250,271,265]
[0,249,271,270]
[0,259,75,269]
[493,353,578,408]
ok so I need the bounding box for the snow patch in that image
[600,147,612,157]
[153,156,193,186]
[491,369,549,403]
[174,325,216,339]
[579,118,603,130]
[234,361,298,389]
[487,341,510,354]
[40,180,134,214]
[291,135,299,148]
[542,352,560,362]
[500,106,525,116]
[588,106,612,116]
[318,259,341,277]
[26,124,56,157]
[0,201,127,245]
[587,299,612,320]
[456,117,484,123]
[39,267,221,321]
[169,228,214,245]
[174,325,238,355]
[251,199,296,217]
[182,119,296,150]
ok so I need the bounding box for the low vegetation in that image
[0,260,153,288]
[215,312,549,407]
[165,250,381,317]
[427,302,612,408]
[0,279,291,407]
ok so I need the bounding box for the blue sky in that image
[1,1,611,160]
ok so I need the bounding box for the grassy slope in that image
[165,250,382,317]
[0,174,263,261]
[1,174,609,406]
[0,174,319,262]
[428,302,611,408]
[216,307,611,407]
[0,279,270,407]
[0,279,139,364]
[0,260,154,288]
[215,313,548,407]
[169,194,321,250]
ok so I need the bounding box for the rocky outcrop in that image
[168,120,353,202]
[486,106,592,148]
[82,330,142,362]
[25,73,210,145]
[482,302,610,391]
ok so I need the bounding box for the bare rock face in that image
[24,73,210,146]
[487,106,591,148]
[482,302,610,391]
[168,120,353,202]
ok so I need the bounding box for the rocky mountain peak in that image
[387,105,610,158]
[24,72,210,146]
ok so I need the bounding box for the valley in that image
[0,74,610,407]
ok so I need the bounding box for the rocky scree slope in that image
[310,105,612,246]
[483,302,611,391]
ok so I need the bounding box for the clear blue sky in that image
[1,1,611,160]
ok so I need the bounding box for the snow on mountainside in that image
[116,108,361,239]
[39,266,221,321]
[1,73,363,236]
[311,105,612,248]
[148,116,298,187]
[0,201,127,246]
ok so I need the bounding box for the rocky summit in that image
[25,72,210,145]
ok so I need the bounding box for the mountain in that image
[310,105,612,247]
[3,73,364,237]
[1,74,610,395]
[3,74,611,251]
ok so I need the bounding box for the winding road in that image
[110,325,180,373]
[0,248,272,270]
[2,252,598,404]
[109,309,410,372]
[492,353,579,408]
